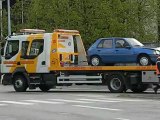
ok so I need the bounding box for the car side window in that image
[98,39,113,48]
[115,39,129,48]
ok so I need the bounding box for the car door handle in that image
[115,50,119,51]
[97,50,101,52]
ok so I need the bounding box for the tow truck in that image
[0,29,158,93]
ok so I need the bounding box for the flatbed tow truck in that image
[1,29,158,93]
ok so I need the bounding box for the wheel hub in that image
[140,57,148,66]
[91,57,99,66]
[15,80,23,88]
[110,78,121,90]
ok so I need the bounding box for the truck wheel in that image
[13,75,28,92]
[131,84,148,93]
[39,84,52,92]
[138,55,151,66]
[107,73,125,93]
[90,56,103,66]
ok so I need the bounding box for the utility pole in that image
[21,0,23,24]
[7,0,11,36]
[0,0,3,41]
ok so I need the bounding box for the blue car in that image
[87,38,160,66]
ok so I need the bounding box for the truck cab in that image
[1,29,88,91]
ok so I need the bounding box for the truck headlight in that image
[154,50,160,55]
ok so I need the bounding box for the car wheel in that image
[138,55,151,66]
[107,73,126,93]
[13,75,28,92]
[90,56,103,66]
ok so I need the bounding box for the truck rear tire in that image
[131,84,148,93]
[13,75,28,92]
[107,73,126,93]
[39,84,52,92]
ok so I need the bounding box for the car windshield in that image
[125,38,144,47]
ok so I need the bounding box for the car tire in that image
[138,54,151,66]
[131,84,149,93]
[13,75,28,92]
[90,56,103,66]
[107,73,126,93]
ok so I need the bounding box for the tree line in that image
[2,0,158,48]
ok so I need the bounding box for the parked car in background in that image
[87,37,160,66]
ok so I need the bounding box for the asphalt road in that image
[0,85,160,120]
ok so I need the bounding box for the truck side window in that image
[21,41,29,57]
[29,39,44,57]
[5,40,19,59]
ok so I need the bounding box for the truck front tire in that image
[13,75,28,92]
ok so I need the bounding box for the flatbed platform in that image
[50,65,156,71]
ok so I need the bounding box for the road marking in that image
[0,104,7,106]
[24,100,64,104]
[78,98,121,103]
[115,118,130,120]
[73,105,122,111]
[75,94,105,98]
[49,99,93,103]
[0,101,34,105]
[75,95,146,102]
[100,98,145,102]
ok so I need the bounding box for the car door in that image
[114,39,135,63]
[96,39,115,63]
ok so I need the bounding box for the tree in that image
[2,0,158,47]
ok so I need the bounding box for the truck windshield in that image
[125,38,144,47]
[5,40,19,59]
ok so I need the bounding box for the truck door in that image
[1,40,20,73]
[21,35,48,73]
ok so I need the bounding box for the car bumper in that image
[150,54,159,63]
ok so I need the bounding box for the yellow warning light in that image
[54,29,79,34]
[20,29,45,34]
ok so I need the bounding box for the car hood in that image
[154,47,160,51]
[137,46,158,51]
[142,47,156,50]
